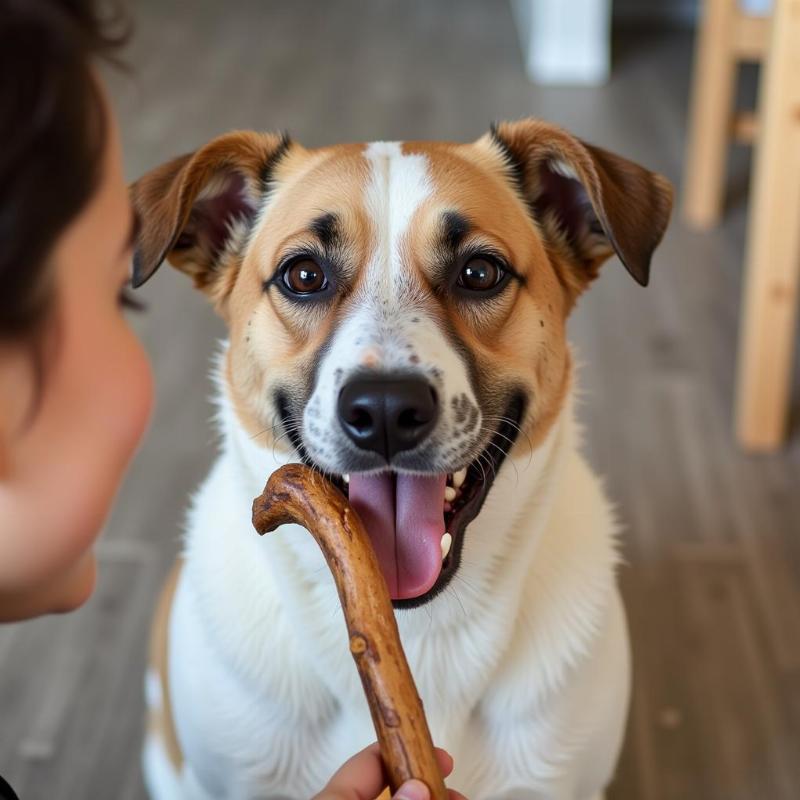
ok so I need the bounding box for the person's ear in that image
[484,118,673,299]
[129,130,291,300]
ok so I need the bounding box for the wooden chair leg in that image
[683,0,739,229]
[735,0,800,450]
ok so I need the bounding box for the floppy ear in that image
[487,119,673,290]
[130,130,291,291]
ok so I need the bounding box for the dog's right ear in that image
[486,119,673,292]
[130,130,291,291]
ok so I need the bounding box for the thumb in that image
[392,779,431,800]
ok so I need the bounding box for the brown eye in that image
[283,258,327,294]
[457,257,503,292]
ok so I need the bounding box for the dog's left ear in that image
[130,130,290,291]
[487,119,673,289]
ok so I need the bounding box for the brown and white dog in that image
[132,119,672,800]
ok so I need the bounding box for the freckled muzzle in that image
[299,369,527,604]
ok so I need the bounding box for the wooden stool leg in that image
[735,0,800,450]
[683,0,739,229]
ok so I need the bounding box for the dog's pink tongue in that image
[347,472,447,600]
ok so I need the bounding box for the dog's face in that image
[132,120,672,606]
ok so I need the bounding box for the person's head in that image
[0,0,152,621]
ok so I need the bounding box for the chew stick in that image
[252,463,447,800]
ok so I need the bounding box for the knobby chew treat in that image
[252,463,447,800]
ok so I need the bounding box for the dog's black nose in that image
[338,375,438,460]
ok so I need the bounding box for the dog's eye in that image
[282,258,327,294]
[457,257,505,293]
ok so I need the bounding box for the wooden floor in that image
[1,2,799,797]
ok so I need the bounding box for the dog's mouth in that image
[279,394,526,608]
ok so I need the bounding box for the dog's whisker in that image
[456,580,481,599]
[266,414,283,459]
[475,451,497,483]
[476,448,495,476]
[472,454,488,484]
[477,444,498,474]
[272,428,301,460]
[250,415,303,445]
[481,413,534,471]
[481,414,529,448]
[445,583,468,619]
[478,424,520,451]
[264,413,306,461]
[482,439,520,485]
[476,425,512,455]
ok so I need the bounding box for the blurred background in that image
[1,1,798,798]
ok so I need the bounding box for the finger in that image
[316,742,455,800]
[389,749,454,800]
[433,747,454,778]
[316,742,385,800]
[392,779,430,800]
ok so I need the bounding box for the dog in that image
[131,118,672,800]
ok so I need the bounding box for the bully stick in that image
[252,463,447,800]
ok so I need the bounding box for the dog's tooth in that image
[453,469,467,488]
[440,532,452,561]
[444,486,457,502]
[343,474,350,483]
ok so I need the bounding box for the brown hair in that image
[0,0,126,361]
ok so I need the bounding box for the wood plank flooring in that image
[1,2,798,797]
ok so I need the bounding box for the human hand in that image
[313,742,468,800]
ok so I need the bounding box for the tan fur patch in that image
[224,145,378,451]
[147,560,184,772]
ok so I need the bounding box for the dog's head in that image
[132,120,672,606]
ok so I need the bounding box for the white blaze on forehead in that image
[363,141,432,286]
[301,142,482,473]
